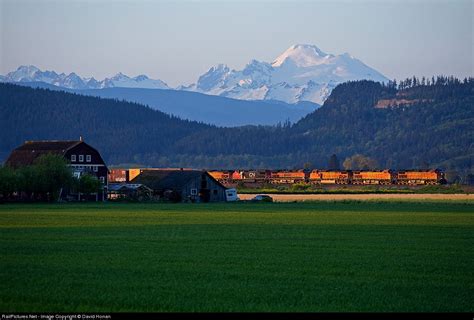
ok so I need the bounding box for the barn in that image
[5,139,109,201]
[130,169,227,202]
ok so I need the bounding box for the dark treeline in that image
[1,78,472,182]
[384,75,472,90]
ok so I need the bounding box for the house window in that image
[190,188,198,195]
[93,166,98,172]
[100,176,105,183]
[71,155,76,162]
[86,155,91,162]
[79,155,84,162]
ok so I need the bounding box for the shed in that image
[108,183,153,201]
[130,169,227,202]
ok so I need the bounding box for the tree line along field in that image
[0,201,473,312]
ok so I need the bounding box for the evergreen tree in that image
[328,154,340,170]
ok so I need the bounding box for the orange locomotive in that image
[395,170,444,185]
[309,170,351,184]
[352,170,393,185]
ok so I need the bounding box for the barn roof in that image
[130,170,225,192]
[4,140,101,168]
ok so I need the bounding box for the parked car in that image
[251,194,273,202]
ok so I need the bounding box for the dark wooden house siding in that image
[65,143,108,185]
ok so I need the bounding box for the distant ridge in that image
[12,81,319,127]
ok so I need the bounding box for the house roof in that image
[5,140,82,168]
[130,169,226,192]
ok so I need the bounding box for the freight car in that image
[352,170,393,185]
[395,170,445,185]
[309,170,351,184]
[270,170,306,184]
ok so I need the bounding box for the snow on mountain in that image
[1,66,169,90]
[184,44,389,104]
[272,44,332,68]
[5,65,41,82]
[101,72,169,89]
[2,44,387,105]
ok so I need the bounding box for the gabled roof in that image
[5,139,111,170]
[5,140,82,168]
[130,169,226,192]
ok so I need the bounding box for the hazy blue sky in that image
[1,0,472,86]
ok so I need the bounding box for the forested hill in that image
[291,79,473,172]
[0,78,472,177]
[0,83,214,164]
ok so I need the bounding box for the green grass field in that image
[0,201,473,312]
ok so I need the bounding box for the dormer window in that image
[79,155,84,162]
[71,155,76,162]
[86,155,91,162]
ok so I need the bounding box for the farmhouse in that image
[5,139,108,200]
[130,169,227,202]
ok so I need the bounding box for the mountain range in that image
[0,44,388,105]
[0,65,169,90]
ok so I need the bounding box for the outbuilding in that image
[130,169,227,202]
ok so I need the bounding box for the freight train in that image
[208,169,445,185]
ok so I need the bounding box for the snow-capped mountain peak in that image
[110,72,129,81]
[272,44,332,68]
[6,65,40,81]
[196,64,232,91]
[184,44,388,105]
[134,75,149,81]
[1,66,169,90]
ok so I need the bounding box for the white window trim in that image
[71,155,76,162]
[69,164,105,167]
[93,166,98,172]
[190,188,198,195]
[100,177,105,183]
[79,155,84,162]
[86,155,91,162]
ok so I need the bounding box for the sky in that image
[0,0,472,87]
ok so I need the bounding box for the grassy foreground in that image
[0,201,473,312]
